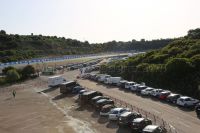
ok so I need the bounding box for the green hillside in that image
[100,28,200,98]
[0,30,173,63]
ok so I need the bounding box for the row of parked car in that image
[58,81,167,133]
[67,59,102,70]
[82,73,200,116]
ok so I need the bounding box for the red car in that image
[159,91,171,100]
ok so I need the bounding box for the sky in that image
[0,0,200,43]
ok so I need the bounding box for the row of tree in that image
[0,30,173,63]
[0,65,37,85]
[100,28,200,98]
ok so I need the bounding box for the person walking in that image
[12,90,16,98]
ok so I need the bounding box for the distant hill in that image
[0,30,173,63]
[101,28,200,98]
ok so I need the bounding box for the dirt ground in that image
[0,69,129,133]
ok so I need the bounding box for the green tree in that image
[165,58,194,78]
[6,69,20,83]
[2,66,16,75]
[22,65,36,78]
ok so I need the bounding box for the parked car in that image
[118,111,142,126]
[98,74,111,82]
[158,91,171,100]
[166,93,181,103]
[80,91,103,103]
[195,103,200,116]
[100,104,115,116]
[141,87,155,96]
[60,81,78,94]
[91,96,109,105]
[117,80,128,88]
[72,86,84,94]
[130,84,140,92]
[105,77,122,85]
[79,89,87,95]
[150,89,164,97]
[135,85,147,93]
[48,75,66,87]
[125,82,136,90]
[108,108,130,121]
[95,99,114,110]
[176,96,199,108]
[131,118,152,132]
[142,125,166,133]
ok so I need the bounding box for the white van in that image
[125,82,136,90]
[98,74,111,82]
[106,77,121,85]
[48,75,66,87]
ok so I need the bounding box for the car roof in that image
[143,125,159,132]
[120,111,133,117]
[92,96,102,100]
[82,91,97,95]
[161,91,170,94]
[168,93,179,96]
[96,99,107,103]
[127,81,135,84]
[102,104,114,108]
[133,117,145,123]
[111,107,123,111]
[79,90,86,92]
[180,96,191,99]
[145,87,154,90]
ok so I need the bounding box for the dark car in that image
[91,96,109,105]
[95,99,114,110]
[72,86,84,94]
[158,91,171,100]
[195,103,200,116]
[80,91,103,103]
[118,111,142,127]
[131,118,152,132]
[166,93,181,103]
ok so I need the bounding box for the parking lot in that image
[72,69,200,133]
[1,68,200,133]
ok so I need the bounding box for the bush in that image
[22,65,36,78]
[2,66,15,75]
[6,69,20,83]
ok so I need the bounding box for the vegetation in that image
[100,28,200,98]
[6,69,20,83]
[0,30,173,63]
[0,65,37,85]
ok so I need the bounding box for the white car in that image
[125,82,136,90]
[150,89,164,97]
[130,84,140,92]
[108,108,129,121]
[141,87,155,95]
[176,96,199,107]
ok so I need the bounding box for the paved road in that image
[66,71,200,133]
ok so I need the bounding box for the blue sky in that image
[0,0,200,43]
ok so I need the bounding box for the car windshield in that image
[111,111,118,114]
